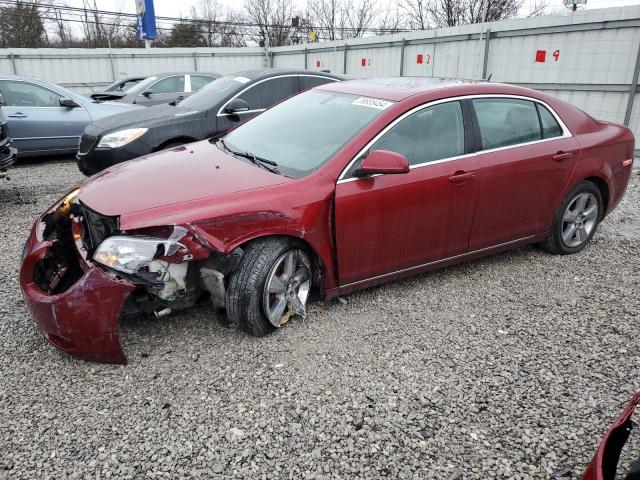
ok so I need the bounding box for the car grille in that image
[0,123,7,143]
[78,133,97,155]
[74,201,119,252]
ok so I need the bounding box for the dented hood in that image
[78,140,291,217]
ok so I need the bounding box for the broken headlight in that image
[97,128,147,149]
[93,227,186,275]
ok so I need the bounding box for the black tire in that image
[226,237,309,337]
[544,180,603,255]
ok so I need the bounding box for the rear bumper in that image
[20,210,135,364]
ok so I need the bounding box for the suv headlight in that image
[93,234,183,274]
[97,128,147,149]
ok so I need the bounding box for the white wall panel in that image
[272,52,304,69]
[306,49,344,74]
[346,46,402,77]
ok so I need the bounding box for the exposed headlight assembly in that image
[93,227,187,275]
[97,128,148,149]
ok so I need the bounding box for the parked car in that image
[76,69,344,175]
[0,104,17,178]
[89,72,221,106]
[101,75,147,93]
[0,75,140,157]
[582,392,639,480]
[21,78,634,363]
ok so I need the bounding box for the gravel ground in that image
[1,157,639,480]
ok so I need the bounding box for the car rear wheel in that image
[544,180,603,255]
[226,237,312,336]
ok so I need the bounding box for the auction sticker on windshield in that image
[352,97,394,110]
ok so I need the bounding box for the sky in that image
[65,0,640,19]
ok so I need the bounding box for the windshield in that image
[179,76,245,111]
[223,90,391,178]
[124,76,158,95]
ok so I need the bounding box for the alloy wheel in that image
[263,249,311,327]
[561,192,598,248]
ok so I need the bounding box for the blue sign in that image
[136,0,157,41]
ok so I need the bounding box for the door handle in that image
[8,112,27,118]
[553,152,573,162]
[448,171,476,184]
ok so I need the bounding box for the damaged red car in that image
[20,78,635,364]
[582,392,640,480]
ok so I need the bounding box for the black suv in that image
[0,100,17,179]
[76,69,344,176]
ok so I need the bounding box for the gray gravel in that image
[1,158,639,480]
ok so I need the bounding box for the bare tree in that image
[50,6,75,47]
[306,0,341,40]
[466,0,520,24]
[81,0,132,47]
[342,0,377,38]
[400,0,429,30]
[243,0,298,47]
[306,0,379,41]
[218,9,248,47]
[428,0,467,27]
[376,6,405,35]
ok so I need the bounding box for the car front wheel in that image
[544,180,603,255]
[226,238,312,336]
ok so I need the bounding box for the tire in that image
[226,237,312,337]
[544,180,603,255]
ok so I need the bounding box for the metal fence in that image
[2,5,640,154]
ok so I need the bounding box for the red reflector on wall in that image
[316,60,320,67]
[417,54,423,64]
[361,58,367,67]
[535,50,546,62]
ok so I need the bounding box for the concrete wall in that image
[1,5,640,149]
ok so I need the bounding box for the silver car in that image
[90,72,221,107]
[0,75,140,157]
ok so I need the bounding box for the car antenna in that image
[486,73,493,82]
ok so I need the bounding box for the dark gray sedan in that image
[90,72,221,106]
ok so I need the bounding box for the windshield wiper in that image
[216,139,280,174]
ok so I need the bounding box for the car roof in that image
[149,72,221,78]
[316,77,485,101]
[227,68,345,81]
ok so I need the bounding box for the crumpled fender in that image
[582,392,640,480]
[21,239,134,364]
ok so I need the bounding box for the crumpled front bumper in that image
[582,392,640,480]
[20,209,135,364]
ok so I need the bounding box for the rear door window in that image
[190,75,215,92]
[148,75,185,94]
[236,76,299,110]
[537,104,563,139]
[473,98,542,150]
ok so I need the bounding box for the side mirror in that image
[59,97,80,108]
[142,90,152,97]
[357,150,410,176]
[224,98,249,114]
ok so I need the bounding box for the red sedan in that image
[20,78,635,364]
